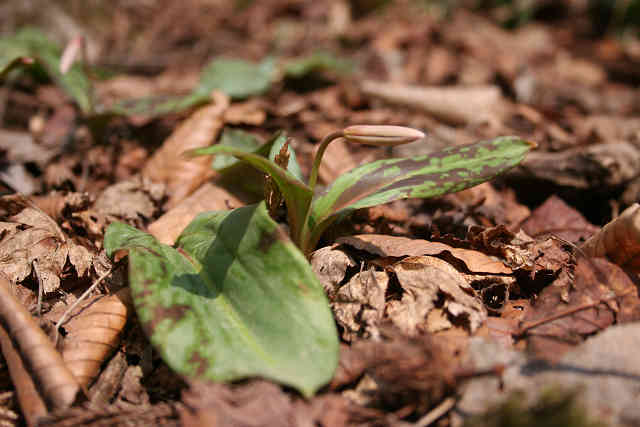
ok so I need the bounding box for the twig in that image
[32,260,43,318]
[415,396,456,427]
[54,267,113,345]
[513,288,635,338]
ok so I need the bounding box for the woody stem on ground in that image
[308,131,345,192]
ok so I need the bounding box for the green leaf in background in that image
[104,203,338,397]
[189,144,312,244]
[112,58,277,117]
[0,28,92,113]
[302,136,535,253]
[284,51,353,78]
[194,57,277,100]
[212,128,264,171]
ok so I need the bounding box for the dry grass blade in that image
[581,203,640,270]
[0,273,80,411]
[60,288,130,388]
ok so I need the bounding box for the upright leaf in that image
[189,145,312,244]
[303,136,534,252]
[104,203,338,397]
[0,28,92,113]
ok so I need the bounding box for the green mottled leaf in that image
[284,51,353,78]
[303,136,534,252]
[189,145,312,244]
[0,28,92,113]
[104,203,338,397]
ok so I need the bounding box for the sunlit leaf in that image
[302,136,535,252]
[189,144,312,244]
[104,203,338,397]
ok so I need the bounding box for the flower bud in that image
[343,125,425,146]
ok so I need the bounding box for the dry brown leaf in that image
[30,192,92,222]
[338,234,512,274]
[388,256,486,335]
[360,80,505,126]
[451,182,531,229]
[521,195,598,243]
[94,176,165,222]
[56,289,131,388]
[148,182,244,246]
[223,100,266,125]
[0,195,94,293]
[519,257,640,361]
[0,273,80,412]
[310,245,356,297]
[581,203,640,271]
[332,269,388,341]
[142,91,230,208]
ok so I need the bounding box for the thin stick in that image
[308,131,344,191]
[514,287,635,338]
[54,267,113,345]
[33,261,43,318]
[415,397,456,427]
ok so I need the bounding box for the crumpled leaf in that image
[332,269,388,341]
[0,195,94,293]
[103,202,338,397]
[310,245,356,297]
[94,177,165,222]
[337,234,512,274]
[304,136,534,254]
[388,256,487,335]
[0,28,92,113]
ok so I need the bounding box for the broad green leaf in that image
[303,136,534,252]
[189,145,312,244]
[284,51,353,78]
[194,57,276,100]
[0,28,92,113]
[104,203,338,397]
[111,58,276,117]
[212,129,263,171]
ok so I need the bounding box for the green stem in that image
[308,131,344,192]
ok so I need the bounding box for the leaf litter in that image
[1,1,640,426]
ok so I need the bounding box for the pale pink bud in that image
[343,125,425,146]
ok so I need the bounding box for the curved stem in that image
[308,131,344,192]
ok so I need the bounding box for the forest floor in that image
[0,1,640,426]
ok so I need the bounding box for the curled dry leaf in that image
[337,234,512,274]
[93,176,165,223]
[142,91,230,208]
[0,274,80,411]
[58,289,131,388]
[581,203,640,271]
[521,195,598,243]
[0,195,94,293]
[310,245,356,297]
[388,256,487,335]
